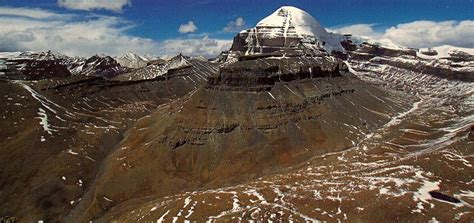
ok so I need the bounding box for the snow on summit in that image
[257,6,327,37]
[255,6,344,53]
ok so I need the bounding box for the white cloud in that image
[0,14,152,57]
[384,20,474,48]
[58,0,131,12]
[331,20,474,49]
[0,7,230,58]
[178,21,198,34]
[330,24,379,38]
[0,7,68,19]
[223,17,246,33]
[160,36,232,58]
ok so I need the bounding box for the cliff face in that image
[210,60,342,91]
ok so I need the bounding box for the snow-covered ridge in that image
[342,35,474,80]
[115,54,192,81]
[418,45,474,60]
[345,35,474,60]
[0,51,129,79]
[0,52,23,59]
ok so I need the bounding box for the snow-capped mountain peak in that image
[229,6,344,56]
[257,6,327,38]
[253,6,344,53]
[116,52,150,69]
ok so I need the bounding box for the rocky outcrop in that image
[208,55,345,91]
[342,41,417,60]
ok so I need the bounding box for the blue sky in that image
[1,0,473,57]
[130,0,474,40]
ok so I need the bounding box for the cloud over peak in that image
[179,21,198,34]
[58,0,131,12]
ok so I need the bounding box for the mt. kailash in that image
[0,6,473,223]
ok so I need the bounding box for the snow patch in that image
[37,108,53,135]
[157,210,170,223]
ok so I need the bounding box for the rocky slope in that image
[99,70,474,222]
[93,32,474,223]
[0,51,219,222]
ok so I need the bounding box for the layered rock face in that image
[63,7,413,222]
[208,55,344,91]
